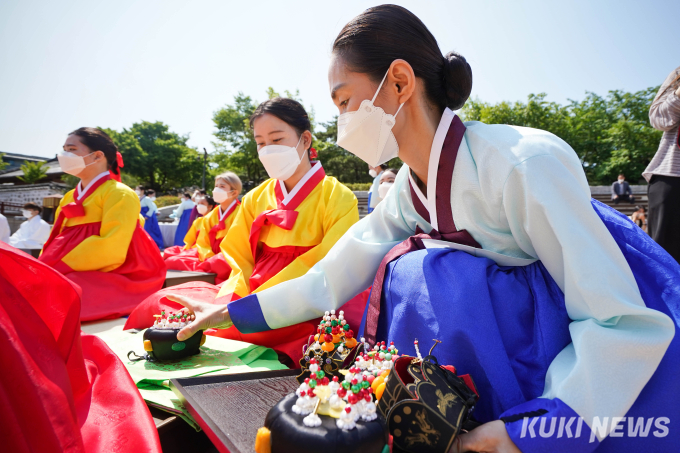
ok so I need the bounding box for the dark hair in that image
[332,5,472,112]
[146,189,156,196]
[136,185,145,191]
[618,174,625,177]
[204,196,216,209]
[183,192,191,199]
[23,202,42,214]
[384,168,398,175]
[249,97,312,152]
[199,189,207,196]
[69,127,120,176]
[636,206,646,213]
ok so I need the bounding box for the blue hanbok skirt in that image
[173,209,192,246]
[141,206,164,249]
[360,200,679,452]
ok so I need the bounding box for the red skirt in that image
[0,243,161,453]
[40,222,166,321]
[126,244,369,364]
[163,247,232,284]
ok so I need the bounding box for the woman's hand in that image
[165,294,233,341]
[451,420,522,453]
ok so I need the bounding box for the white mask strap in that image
[371,68,405,119]
[371,70,390,103]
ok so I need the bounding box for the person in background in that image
[162,195,217,267]
[644,65,680,262]
[138,186,164,249]
[172,192,195,246]
[187,189,207,226]
[151,173,242,284]
[367,163,385,213]
[0,212,9,243]
[378,167,397,200]
[631,206,647,233]
[9,202,51,249]
[39,127,165,321]
[611,173,635,204]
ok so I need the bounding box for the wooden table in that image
[164,270,216,288]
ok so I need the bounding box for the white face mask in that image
[21,210,33,219]
[149,197,156,201]
[212,187,233,204]
[369,169,378,178]
[197,204,209,215]
[378,182,394,199]
[337,69,404,167]
[618,178,625,183]
[58,151,96,175]
[258,136,303,180]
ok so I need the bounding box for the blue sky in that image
[1,0,678,158]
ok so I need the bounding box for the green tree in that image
[0,153,7,171]
[461,88,662,184]
[18,161,48,184]
[212,92,263,187]
[104,122,203,192]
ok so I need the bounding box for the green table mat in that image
[95,326,287,430]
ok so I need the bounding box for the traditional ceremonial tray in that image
[170,369,301,453]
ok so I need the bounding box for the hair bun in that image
[442,51,472,110]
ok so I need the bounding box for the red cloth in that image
[164,246,232,283]
[196,253,232,284]
[164,247,202,272]
[249,244,313,291]
[0,242,161,453]
[40,222,166,321]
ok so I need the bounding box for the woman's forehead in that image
[252,113,294,137]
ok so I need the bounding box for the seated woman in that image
[40,127,165,321]
[376,167,397,205]
[138,186,164,249]
[172,6,679,452]
[172,192,195,246]
[128,98,366,363]
[9,202,51,249]
[161,174,241,283]
[162,195,216,265]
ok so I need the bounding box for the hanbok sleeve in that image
[195,210,217,261]
[217,198,258,299]
[251,181,360,294]
[498,150,674,451]
[224,167,427,334]
[61,187,139,272]
[183,217,202,249]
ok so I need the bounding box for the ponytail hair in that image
[69,127,121,176]
[332,4,472,112]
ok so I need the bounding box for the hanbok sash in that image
[43,174,112,251]
[365,116,480,345]
[208,200,240,255]
[248,162,326,259]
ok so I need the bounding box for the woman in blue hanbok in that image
[172,192,195,246]
[171,6,679,452]
[137,186,164,249]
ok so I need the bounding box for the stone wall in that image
[0,182,68,212]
